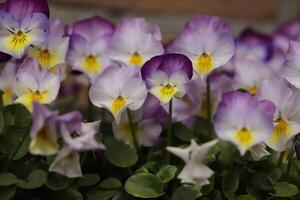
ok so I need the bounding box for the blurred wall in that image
[49,0,299,39]
[1,0,300,38]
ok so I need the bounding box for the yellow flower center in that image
[129,52,143,66]
[272,116,291,142]
[38,49,53,67]
[30,125,59,155]
[82,55,102,74]
[8,31,30,51]
[248,86,258,95]
[235,127,253,148]
[32,91,44,102]
[195,53,213,75]
[160,84,175,97]
[111,96,126,114]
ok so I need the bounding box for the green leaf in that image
[268,168,282,184]
[99,177,122,189]
[0,111,4,135]
[13,135,30,160]
[236,194,256,200]
[56,188,83,200]
[0,126,29,159]
[46,173,70,190]
[2,104,31,127]
[156,165,177,183]
[125,173,164,198]
[17,169,47,189]
[270,182,299,197]
[87,187,117,200]
[171,186,201,200]
[0,185,16,200]
[222,171,239,199]
[250,173,273,191]
[103,136,138,168]
[217,141,236,167]
[0,173,18,186]
[77,174,100,187]
[173,123,193,142]
[135,161,157,174]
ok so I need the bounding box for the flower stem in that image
[206,76,212,122]
[166,99,173,163]
[206,76,214,138]
[277,151,284,167]
[286,149,295,176]
[126,109,139,152]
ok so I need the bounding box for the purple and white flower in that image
[167,15,235,78]
[141,54,193,104]
[0,0,49,58]
[89,66,148,123]
[14,59,60,111]
[67,16,115,81]
[256,78,300,151]
[214,91,275,155]
[108,18,164,67]
[29,18,69,71]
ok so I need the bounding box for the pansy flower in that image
[256,78,300,151]
[14,59,60,111]
[141,54,193,104]
[167,139,218,190]
[29,18,69,72]
[214,91,274,155]
[108,18,164,67]
[283,40,300,88]
[0,0,49,58]
[0,59,17,105]
[167,15,235,78]
[29,103,82,156]
[50,121,105,178]
[89,66,148,123]
[67,16,115,81]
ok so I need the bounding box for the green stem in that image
[126,109,139,151]
[286,150,295,176]
[206,76,214,138]
[277,152,284,167]
[166,99,173,163]
[206,76,212,122]
[3,126,30,172]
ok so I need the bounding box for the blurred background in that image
[47,0,300,40]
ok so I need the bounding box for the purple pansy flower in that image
[274,19,300,52]
[67,16,115,81]
[29,102,59,155]
[50,120,105,178]
[14,59,60,111]
[283,40,300,88]
[141,53,193,104]
[256,78,300,151]
[29,18,69,71]
[89,65,148,123]
[108,18,164,67]
[0,0,49,58]
[214,91,275,155]
[167,15,235,79]
[29,103,82,156]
